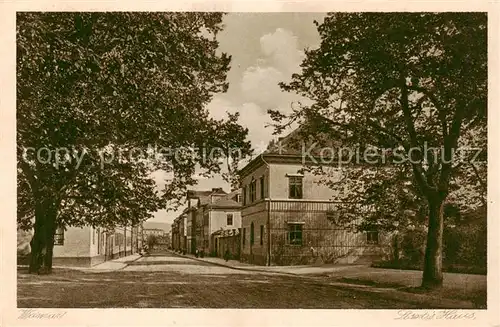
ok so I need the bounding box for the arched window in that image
[250,222,255,245]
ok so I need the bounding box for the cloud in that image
[206,96,240,120]
[207,97,275,152]
[239,28,306,112]
[208,29,312,153]
[240,66,286,111]
[260,28,305,75]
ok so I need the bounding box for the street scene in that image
[17,250,486,309]
[16,12,487,310]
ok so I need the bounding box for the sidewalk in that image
[18,253,143,272]
[173,251,487,308]
[89,253,142,271]
[173,251,370,275]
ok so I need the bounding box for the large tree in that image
[273,13,487,288]
[17,12,251,274]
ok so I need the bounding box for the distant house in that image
[17,224,143,267]
[171,188,242,257]
[181,188,221,254]
[203,190,242,257]
[175,210,188,253]
[238,128,391,266]
[171,217,180,251]
[143,228,165,238]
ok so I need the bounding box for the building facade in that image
[17,223,143,267]
[239,147,391,266]
[143,228,165,238]
[172,188,242,257]
[171,218,180,250]
[203,192,242,256]
[212,228,240,260]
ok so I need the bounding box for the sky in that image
[150,13,327,225]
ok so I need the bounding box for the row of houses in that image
[18,126,389,267]
[18,224,144,267]
[172,130,392,266]
[18,221,177,267]
[171,187,242,258]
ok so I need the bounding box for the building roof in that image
[238,122,344,179]
[172,188,231,222]
[224,188,241,199]
[186,188,228,208]
[187,188,227,199]
[208,197,241,209]
[142,221,171,232]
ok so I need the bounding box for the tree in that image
[17,12,252,274]
[274,13,486,288]
[146,234,159,250]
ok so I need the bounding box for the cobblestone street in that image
[17,252,481,309]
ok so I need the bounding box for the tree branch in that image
[407,84,448,138]
[439,101,467,192]
[399,77,432,194]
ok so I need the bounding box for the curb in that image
[117,254,144,270]
[89,254,144,272]
[168,251,298,276]
[169,251,478,309]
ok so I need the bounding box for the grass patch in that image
[400,286,487,309]
[337,277,405,289]
[372,260,486,275]
[336,276,486,309]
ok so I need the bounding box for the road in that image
[16,252,452,308]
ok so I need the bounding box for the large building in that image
[17,224,143,267]
[238,130,391,266]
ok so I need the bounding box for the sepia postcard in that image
[0,1,499,326]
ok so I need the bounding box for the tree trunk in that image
[421,197,445,288]
[29,201,57,274]
[392,233,400,263]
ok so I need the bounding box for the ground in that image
[17,252,485,309]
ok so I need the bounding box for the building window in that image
[287,223,303,245]
[366,231,379,244]
[242,228,246,246]
[92,227,95,244]
[227,213,233,225]
[260,176,265,199]
[54,227,64,245]
[260,225,264,245]
[236,193,241,203]
[250,222,255,245]
[242,186,247,205]
[250,180,256,203]
[288,176,303,199]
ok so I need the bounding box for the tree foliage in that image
[17,12,252,273]
[274,12,487,287]
[146,234,159,250]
